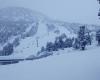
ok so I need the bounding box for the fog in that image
[0,0,99,24]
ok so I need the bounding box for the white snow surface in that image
[0,45,100,80]
[8,21,76,59]
[13,22,57,58]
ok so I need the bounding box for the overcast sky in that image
[0,0,99,24]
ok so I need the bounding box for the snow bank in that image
[0,46,100,80]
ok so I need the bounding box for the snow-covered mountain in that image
[0,7,99,58]
[0,7,48,22]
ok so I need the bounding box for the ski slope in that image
[0,45,100,80]
[10,21,76,58]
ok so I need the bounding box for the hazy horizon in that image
[0,0,99,25]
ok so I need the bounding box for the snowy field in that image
[0,45,100,80]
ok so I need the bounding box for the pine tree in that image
[97,0,100,45]
[53,41,58,51]
[55,37,60,49]
[3,43,14,56]
[78,26,87,50]
[98,0,100,4]
[65,38,73,48]
[46,42,54,52]
[13,38,20,47]
[58,36,64,50]
[85,32,92,45]
[96,30,100,45]
[41,46,45,52]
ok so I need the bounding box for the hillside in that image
[0,7,99,58]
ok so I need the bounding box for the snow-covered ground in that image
[0,44,100,80]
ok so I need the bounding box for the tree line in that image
[0,25,100,56]
[38,25,100,56]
